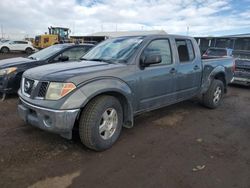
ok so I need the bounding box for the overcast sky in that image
[0,0,250,39]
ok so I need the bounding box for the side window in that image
[176,39,195,63]
[186,40,195,60]
[16,41,28,44]
[142,39,172,66]
[54,47,90,61]
[62,47,90,60]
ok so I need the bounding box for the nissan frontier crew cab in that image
[18,35,234,151]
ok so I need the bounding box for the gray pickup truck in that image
[18,35,234,151]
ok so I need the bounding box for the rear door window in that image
[176,39,195,63]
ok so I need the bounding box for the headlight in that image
[0,67,17,76]
[45,82,76,100]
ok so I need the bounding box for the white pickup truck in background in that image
[0,40,35,54]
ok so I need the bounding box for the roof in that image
[222,33,250,38]
[195,33,250,39]
[89,30,167,38]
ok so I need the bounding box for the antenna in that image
[1,24,3,39]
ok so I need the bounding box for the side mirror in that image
[58,55,69,62]
[141,53,162,67]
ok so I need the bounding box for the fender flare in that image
[201,66,226,94]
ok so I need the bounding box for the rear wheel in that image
[1,47,9,53]
[25,47,33,54]
[79,95,123,151]
[202,79,224,109]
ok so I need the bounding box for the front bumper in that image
[232,77,250,86]
[18,98,80,139]
[0,74,18,94]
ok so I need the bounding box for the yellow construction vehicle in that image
[33,27,70,49]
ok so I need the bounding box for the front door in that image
[137,39,177,111]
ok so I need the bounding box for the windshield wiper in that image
[81,58,117,64]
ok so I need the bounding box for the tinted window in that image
[187,40,195,60]
[142,39,172,65]
[61,47,92,60]
[176,39,195,63]
[14,41,28,44]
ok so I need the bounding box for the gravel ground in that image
[0,53,249,188]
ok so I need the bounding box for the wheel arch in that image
[202,66,227,94]
[1,46,9,52]
[69,78,134,129]
[213,72,226,92]
[82,91,134,128]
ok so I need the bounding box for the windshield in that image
[0,40,9,44]
[82,36,144,63]
[28,45,67,60]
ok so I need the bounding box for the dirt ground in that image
[0,53,250,188]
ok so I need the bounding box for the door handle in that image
[193,65,200,70]
[169,68,177,74]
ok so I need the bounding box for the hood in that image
[23,61,126,83]
[0,57,36,69]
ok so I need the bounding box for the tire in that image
[202,79,224,109]
[79,95,123,151]
[25,47,33,54]
[1,47,9,53]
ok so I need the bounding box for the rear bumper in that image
[18,98,80,139]
[232,77,250,86]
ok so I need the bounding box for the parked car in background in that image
[18,35,234,151]
[0,43,94,100]
[202,47,233,59]
[0,39,10,44]
[0,40,35,54]
[232,50,250,86]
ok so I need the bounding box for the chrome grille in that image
[235,67,250,72]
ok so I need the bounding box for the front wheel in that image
[1,47,9,53]
[202,79,224,109]
[79,95,123,151]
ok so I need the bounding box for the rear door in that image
[11,41,27,51]
[175,39,202,99]
[137,38,177,111]
[8,41,19,51]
